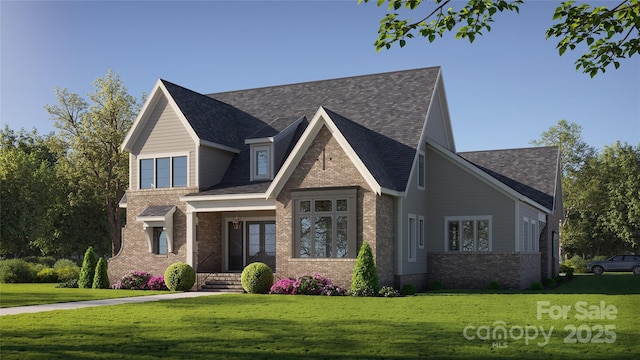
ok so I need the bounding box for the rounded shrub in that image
[428,280,444,291]
[53,259,78,269]
[0,259,35,283]
[487,281,501,290]
[37,268,59,283]
[55,265,80,282]
[164,262,196,291]
[400,283,417,296]
[241,262,274,294]
[379,286,400,297]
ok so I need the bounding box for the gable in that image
[130,94,195,155]
[424,87,455,151]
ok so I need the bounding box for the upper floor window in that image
[446,216,491,252]
[251,145,272,181]
[139,155,187,189]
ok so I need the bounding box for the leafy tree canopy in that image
[359,0,640,76]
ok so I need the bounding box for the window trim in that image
[250,144,273,181]
[138,153,189,189]
[444,216,492,252]
[408,214,417,262]
[291,187,357,259]
[417,151,425,190]
[418,215,425,249]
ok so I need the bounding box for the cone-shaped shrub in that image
[92,258,110,289]
[78,246,97,288]
[164,262,196,291]
[241,262,273,294]
[349,241,379,296]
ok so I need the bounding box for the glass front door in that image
[227,220,275,272]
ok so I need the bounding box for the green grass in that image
[0,275,639,359]
[0,283,171,308]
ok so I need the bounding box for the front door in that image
[227,220,276,272]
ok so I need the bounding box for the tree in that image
[78,246,98,288]
[0,127,62,258]
[562,142,640,256]
[349,242,380,296]
[92,258,111,289]
[530,119,596,179]
[359,0,640,76]
[45,70,140,256]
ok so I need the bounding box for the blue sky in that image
[1,0,638,152]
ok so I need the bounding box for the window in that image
[445,217,491,252]
[408,215,416,261]
[418,216,425,249]
[251,145,271,180]
[153,228,167,255]
[139,155,187,189]
[418,152,425,189]
[522,217,538,252]
[293,188,357,259]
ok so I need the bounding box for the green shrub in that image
[36,268,59,283]
[22,256,56,267]
[487,281,501,290]
[554,275,564,283]
[349,242,379,297]
[559,263,574,274]
[542,278,557,288]
[400,283,417,296]
[0,259,36,283]
[530,281,544,291]
[241,262,274,294]
[379,286,400,297]
[92,258,110,289]
[78,247,98,288]
[428,280,444,291]
[53,259,78,269]
[565,255,588,273]
[55,265,80,282]
[164,262,196,291]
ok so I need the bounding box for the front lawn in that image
[1,274,638,359]
[0,283,171,308]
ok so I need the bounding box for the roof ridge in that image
[205,66,441,96]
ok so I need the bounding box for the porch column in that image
[186,210,197,270]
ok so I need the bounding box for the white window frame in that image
[250,144,272,181]
[417,151,425,190]
[444,216,492,252]
[408,214,417,262]
[138,153,189,189]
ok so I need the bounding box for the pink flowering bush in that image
[112,271,168,290]
[270,273,346,296]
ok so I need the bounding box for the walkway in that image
[0,291,221,316]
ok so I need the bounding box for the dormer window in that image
[251,144,272,181]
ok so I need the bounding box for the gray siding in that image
[199,146,234,189]
[129,94,197,189]
[424,90,451,150]
[425,146,516,253]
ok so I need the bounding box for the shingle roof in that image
[458,147,559,211]
[168,67,440,195]
[137,205,176,218]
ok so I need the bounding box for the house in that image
[109,67,562,290]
